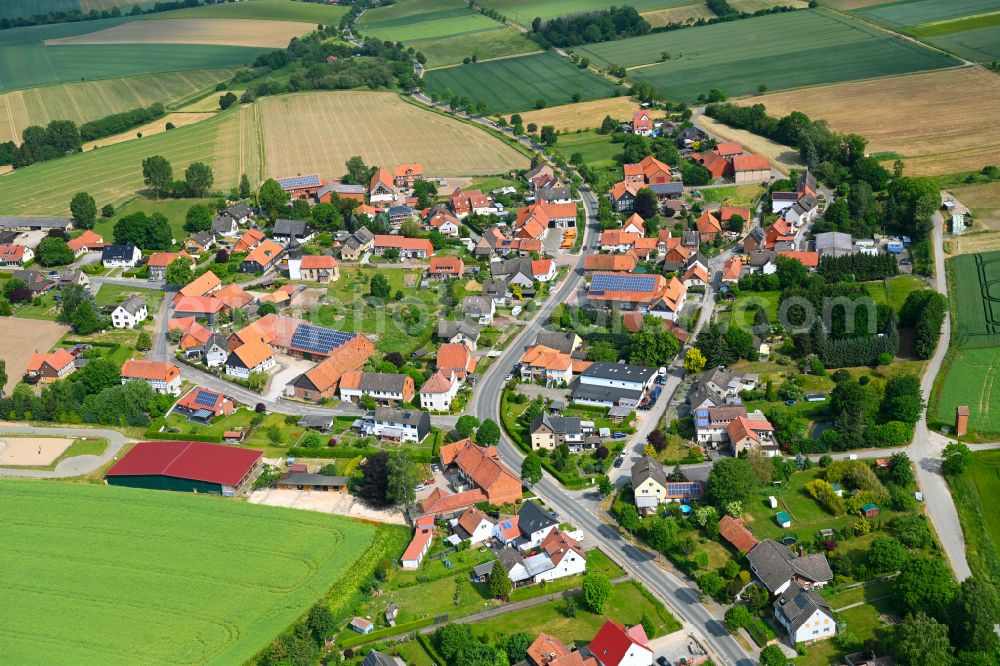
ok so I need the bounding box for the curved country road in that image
[0,425,131,479]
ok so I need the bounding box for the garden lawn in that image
[12,291,60,321]
[793,594,895,665]
[471,580,681,645]
[0,478,376,665]
[94,283,163,313]
[947,449,1000,583]
[575,9,957,101]
[156,408,257,443]
[865,274,926,314]
[697,184,763,206]
[96,196,217,243]
[721,289,782,326]
[422,51,621,114]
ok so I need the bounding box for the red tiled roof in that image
[420,487,486,515]
[600,230,640,247]
[700,150,730,179]
[68,230,104,252]
[429,257,464,275]
[176,387,230,415]
[147,251,192,268]
[402,526,432,561]
[584,254,637,272]
[719,206,751,222]
[696,211,722,235]
[106,441,261,486]
[300,255,338,270]
[0,245,28,261]
[733,154,771,172]
[374,235,434,254]
[458,506,494,534]
[715,141,743,157]
[437,343,473,374]
[26,349,74,373]
[394,163,423,178]
[777,250,819,268]
[121,359,179,382]
[370,168,394,191]
[233,228,265,253]
[529,634,572,665]
[244,239,283,267]
[718,515,759,553]
[420,370,456,395]
[179,271,221,298]
[723,255,742,280]
[589,620,653,666]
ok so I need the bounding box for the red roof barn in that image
[105,441,262,496]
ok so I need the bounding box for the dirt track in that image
[0,437,73,466]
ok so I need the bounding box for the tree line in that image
[817,252,898,283]
[0,0,206,31]
[80,103,166,142]
[528,6,650,48]
[900,289,946,359]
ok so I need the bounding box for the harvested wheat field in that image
[951,181,1000,230]
[260,92,528,178]
[743,68,1000,176]
[520,97,639,133]
[642,3,716,27]
[0,318,68,394]
[699,115,804,175]
[45,18,312,48]
[947,231,1000,257]
[730,0,808,11]
[83,112,213,151]
[0,438,74,466]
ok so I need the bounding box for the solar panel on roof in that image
[502,520,512,529]
[590,273,656,293]
[668,482,700,495]
[277,174,321,189]
[193,390,219,408]
[290,323,356,354]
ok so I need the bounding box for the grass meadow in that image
[478,0,693,22]
[947,449,1000,583]
[0,17,265,92]
[412,27,540,68]
[357,0,500,41]
[422,51,620,113]
[0,104,261,215]
[152,0,349,23]
[0,479,376,664]
[855,0,1000,28]
[575,9,957,101]
[0,68,236,144]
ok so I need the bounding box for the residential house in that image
[0,244,32,267]
[68,230,104,256]
[774,583,837,643]
[782,194,819,225]
[437,320,481,350]
[537,182,572,204]
[419,487,487,517]
[697,150,731,180]
[600,230,640,253]
[572,361,656,408]
[13,270,53,294]
[454,507,495,546]
[224,340,276,379]
[339,371,415,405]
[482,277,511,305]
[529,412,587,452]
[720,206,751,232]
[746,539,833,594]
[111,295,148,329]
[632,108,653,136]
[631,456,668,514]
[424,205,460,236]
[462,296,495,325]
[715,141,744,159]
[401,515,434,569]
[493,516,520,546]
[695,211,722,243]
[147,251,194,281]
[436,342,476,381]
[682,263,709,289]
[524,163,555,191]
[339,227,376,261]
[647,276,687,321]
[368,406,431,443]
[609,181,638,213]
[624,155,672,185]
[369,169,396,204]
[765,219,796,249]
[815,232,856,258]
[172,387,235,422]
[722,255,742,283]
[362,650,406,666]
[778,250,819,269]
[25,349,76,383]
[298,255,339,283]
[622,213,644,235]
[588,619,654,666]
[517,500,558,549]
[233,228,266,253]
[241,239,284,272]
[393,163,424,189]
[120,359,181,396]
[694,404,748,443]
[183,231,214,255]
[439,438,522,506]
[57,268,89,288]
[419,370,460,412]
[101,244,141,269]
[388,205,417,226]
[272,219,314,244]
[490,257,541,289]
[718,515,760,554]
[688,366,759,410]
[277,174,322,199]
[742,226,766,253]
[288,335,374,401]
[733,154,772,184]
[746,249,777,275]
[520,344,590,387]
[428,257,464,280]
[373,235,433,259]
[173,296,226,324]
[531,529,587,583]
[211,215,238,238]
[449,188,492,218]
[516,200,576,231]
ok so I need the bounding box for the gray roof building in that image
[535,330,580,354]
[517,500,557,536]
[0,217,70,230]
[318,183,365,200]
[463,295,494,318]
[580,362,656,385]
[774,581,833,634]
[530,412,582,437]
[358,372,411,394]
[631,455,667,489]
[746,540,833,593]
[272,219,311,240]
[373,407,431,440]
[361,649,406,666]
[437,319,481,342]
[815,231,855,258]
[571,384,643,406]
[116,295,146,316]
[482,278,510,300]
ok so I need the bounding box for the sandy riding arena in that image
[0,438,74,466]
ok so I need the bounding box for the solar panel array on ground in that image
[290,323,357,355]
[277,174,321,189]
[193,389,220,408]
[590,273,657,294]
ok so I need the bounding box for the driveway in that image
[263,357,314,401]
[247,487,408,524]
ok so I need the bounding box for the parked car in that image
[612,431,626,439]
[613,458,624,468]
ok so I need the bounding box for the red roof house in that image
[588,620,653,666]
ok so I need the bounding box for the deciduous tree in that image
[69,192,97,229]
[141,155,173,198]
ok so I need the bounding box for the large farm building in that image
[105,441,263,496]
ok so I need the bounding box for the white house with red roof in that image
[369,169,396,204]
[588,620,653,666]
[454,506,496,546]
[401,515,434,569]
[0,244,32,267]
[632,109,653,136]
[419,370,459,412]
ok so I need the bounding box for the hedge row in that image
[338,617,434,649]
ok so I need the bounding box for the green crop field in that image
[0,479,376,664]
[575,9,957,101]
[948,449,1000,582]
[0,68,236,144]
[412,27,540,68]
[153,0,348,22]
[357,0,500,41]
[950,251,1000,348]
[477,0,692,22]
[933,347,1000,434]
[0,18,266,92]
[0,104,261,216]
[920,21,1000,62]
[856,0,1000,28]
[422,51,620,113]
[0,0,137,20]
